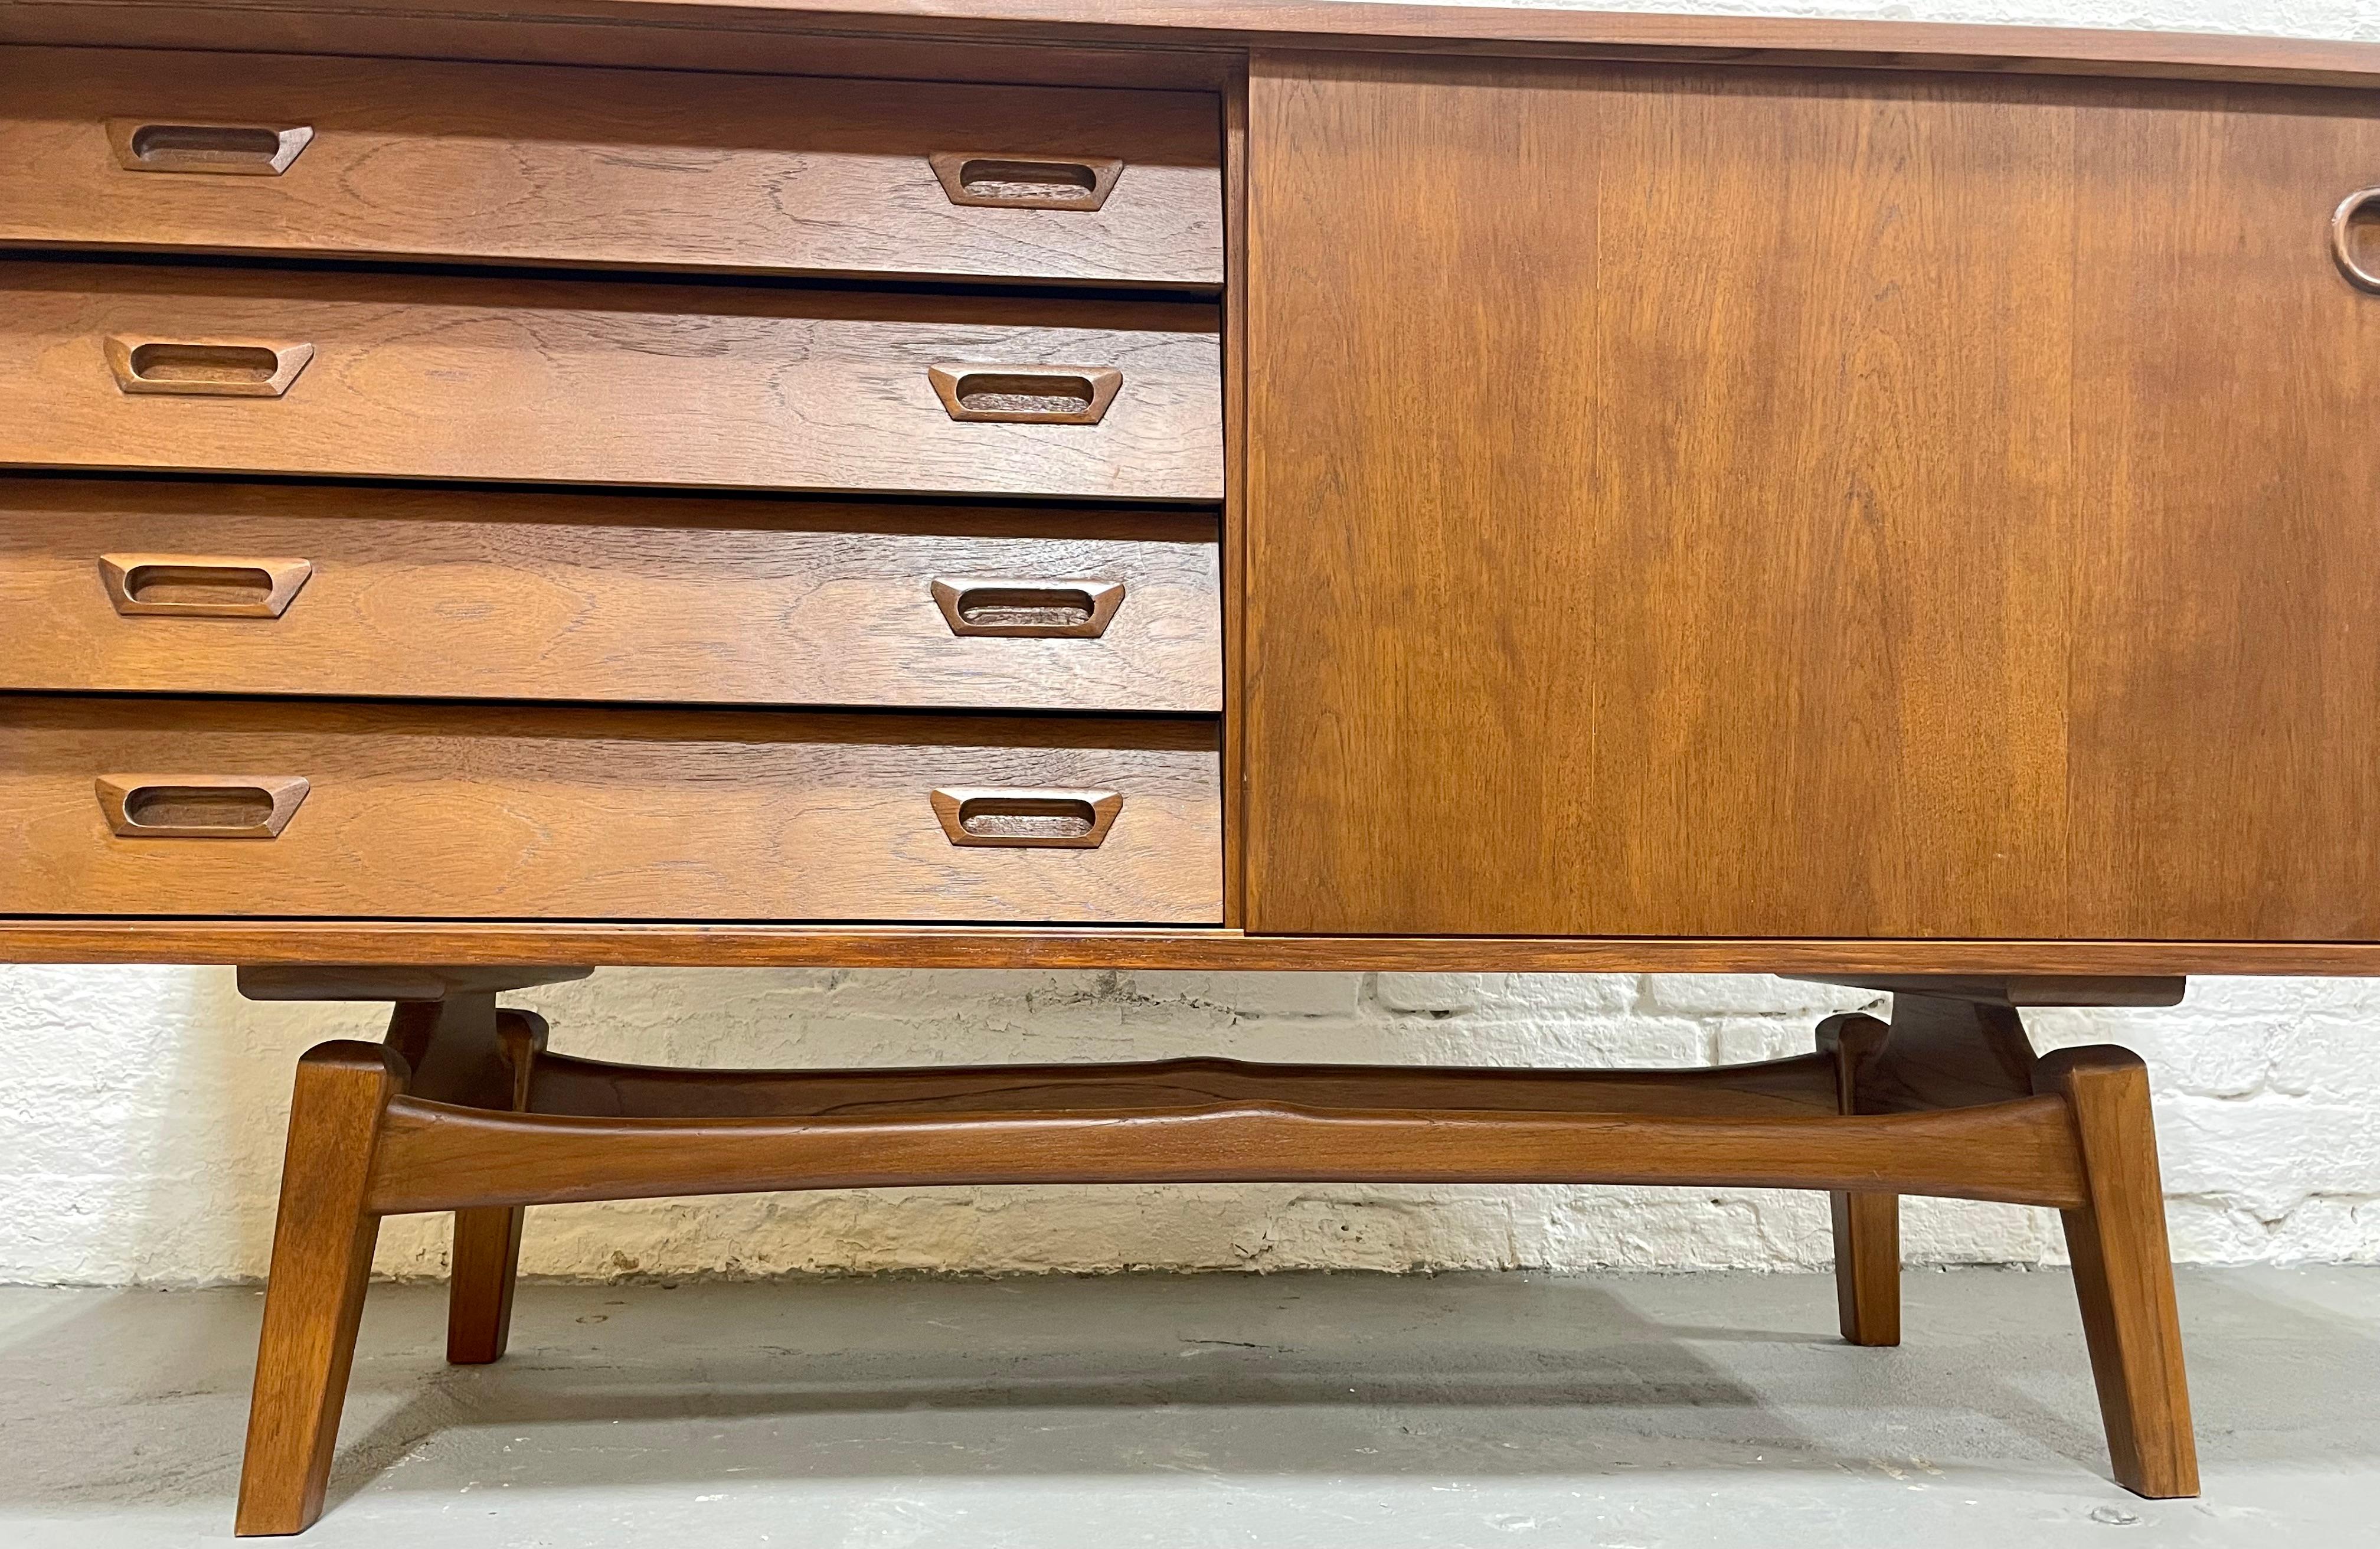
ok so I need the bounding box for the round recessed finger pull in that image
[2332,187,2380,292]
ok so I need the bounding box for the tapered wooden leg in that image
[237,1041,403,1537]
[2036,1046,2198,1499]
[1817,1012,1900,1346]
[446,1011,547,1365]
[1828,1190,1901,1346]
[446,1208,528,1365]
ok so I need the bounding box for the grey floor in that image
[4,1266,2377,1547]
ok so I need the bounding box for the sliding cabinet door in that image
[1245,54,2380,938]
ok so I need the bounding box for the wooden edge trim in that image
[366,1090,2087,1215]
[1221,61,1248,929]
[0,921,2359,975]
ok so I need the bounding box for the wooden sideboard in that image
[3,0,2376,1533]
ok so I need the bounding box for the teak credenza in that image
[4,0,2379,1533]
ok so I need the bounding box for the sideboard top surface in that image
[2,0,2375,87]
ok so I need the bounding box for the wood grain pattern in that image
[2036,1046,2199,1498]
[234,1040,400,1537]
[368,1086,2090,1215]
[444,1008,545,1366]
[1819,1013,1900,1347]
[0,698,1222,922]
[0,47,1222,287]
[381,988,537,1380]
[0,479,1221,713]
[1246,55,2380,941]
[0,262,1222,499]
[8,2,2375,89]
[2063,103,2380,941]
[219,971,2184,1530]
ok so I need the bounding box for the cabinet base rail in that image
[230,970,2198,1535]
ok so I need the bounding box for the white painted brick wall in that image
[3,0,2374,1287]
[5,966,2378,1284]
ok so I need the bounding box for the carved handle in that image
[927,364,1122,424]
[96,774,310,838]
[930,577,1125,639]
[106,336,314,397]
[106,119,314,175]
[927,151,1123,211]
[2335,187,2380,292]
[100,554,312,618]
[931,787,1122,848]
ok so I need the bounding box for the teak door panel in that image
[1245,55,2380,940]
[0,47,1223,287]
[0,262,1222,501]
[0,479,1222,714]
[0,698,1222,923]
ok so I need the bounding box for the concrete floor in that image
[4,1267,2377,1547]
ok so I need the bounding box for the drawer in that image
[0,698,1222,923]
[0,262,1222,501]
[0,480,1222,714]
[0,47,1222,288]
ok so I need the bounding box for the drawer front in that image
[0,263,1222,501]
[0,47,1222,288]
[0,481,1222,713]
[0,699,1222,923]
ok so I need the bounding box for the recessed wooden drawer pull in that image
[928,151,1123,211]
[931,787,1122,848]
[105,336,314,397]
[2334,187,2380,292]
[930,577,1126,638]
[96,773,309,838]
[99,553,312,618]
[928,364,1122,424]
[106,119,313,175]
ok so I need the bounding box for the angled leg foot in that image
[2036,1046,2198,1499]
[1817,1012,1900,1346]
[236,1041,402,1537]
[447,1011,549,1365]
